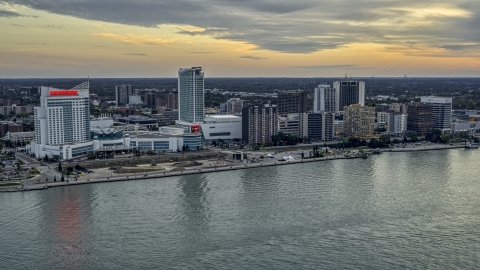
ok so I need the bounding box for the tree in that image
[425,132,436,142]
[379,134,391,145]
[406,132,418,142]
[441,134,451,144]
[45,177,49,182]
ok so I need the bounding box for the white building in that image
[29,82,93,160]
[392,114,407,135]
[451,121,480,133]
[420,97,452,132]
[314,84,336,113]
[201,115,242,142]
[128,95,142,105]
[377,112,390,124]
[127,127,202,151]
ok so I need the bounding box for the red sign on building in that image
[190,124,201,133]
[49,90,79,96]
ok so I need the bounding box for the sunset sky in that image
[1,1,480,78]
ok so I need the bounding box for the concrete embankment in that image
[385,144,464,152]
[5,155,356,192]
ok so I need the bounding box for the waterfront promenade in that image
[2,143,467,192]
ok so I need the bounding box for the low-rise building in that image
[278,113,301,137]
[5,131,35,144]
[117,116,158,129]
[201,115,242,143]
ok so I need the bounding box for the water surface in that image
[1,149,480,269]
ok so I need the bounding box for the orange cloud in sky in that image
[92,33,173,46]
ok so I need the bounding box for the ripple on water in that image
[2,149,480,269]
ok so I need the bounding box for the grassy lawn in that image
[0,182,20,187]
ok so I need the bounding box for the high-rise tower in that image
[420,97,452,132]
[314,84,336,113]
[178,67,204,123]
[333,80,365,112]
[277,90,308,114]
[115,85,133,106]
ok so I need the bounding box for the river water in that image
[1,149,480,269]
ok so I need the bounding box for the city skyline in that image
[1,1,480,78]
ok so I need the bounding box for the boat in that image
[465,143,479,149]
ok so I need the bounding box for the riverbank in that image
[4,154,353,192]
[1,143,471,192]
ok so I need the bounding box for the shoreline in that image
[0,144,468,192]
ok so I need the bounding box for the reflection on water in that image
[50,187,92,269]
[176,174,210,249]
[2,149,480,269]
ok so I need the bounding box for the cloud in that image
[3,0,480,54]
[190,51,215,54]
[93,33,172,45]
[10,23,24,27]
[0,9,22,17]
[291,64,372,70]
[17,42,47,45]
[41,24,64,29]
[239,55,267,60]
[123,53,147,56]
[439,44,480,51]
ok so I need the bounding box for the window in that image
[210,132,230,137]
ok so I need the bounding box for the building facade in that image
[201,115,242,143]
[30,82,92,159]
[0,122,23,137]
[226,98,243,115]
[314,84,336,113]
[299,112,334,141]
[0,105,34,116]
[277,90,308,114]
[6,131,35,144]
[420,97,452,132]
[407,102,433,135]
[333,81,365,112]
[167,93,178,110]
[144,93,156,107]
[278,113,301,137]
[392,114,408,135]
[343,104,375,136]
[115,85,134,106]
[242,105,277,145]
[178,67,204,123]
[376,111,390,124]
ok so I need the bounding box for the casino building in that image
[29,82,93,160]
